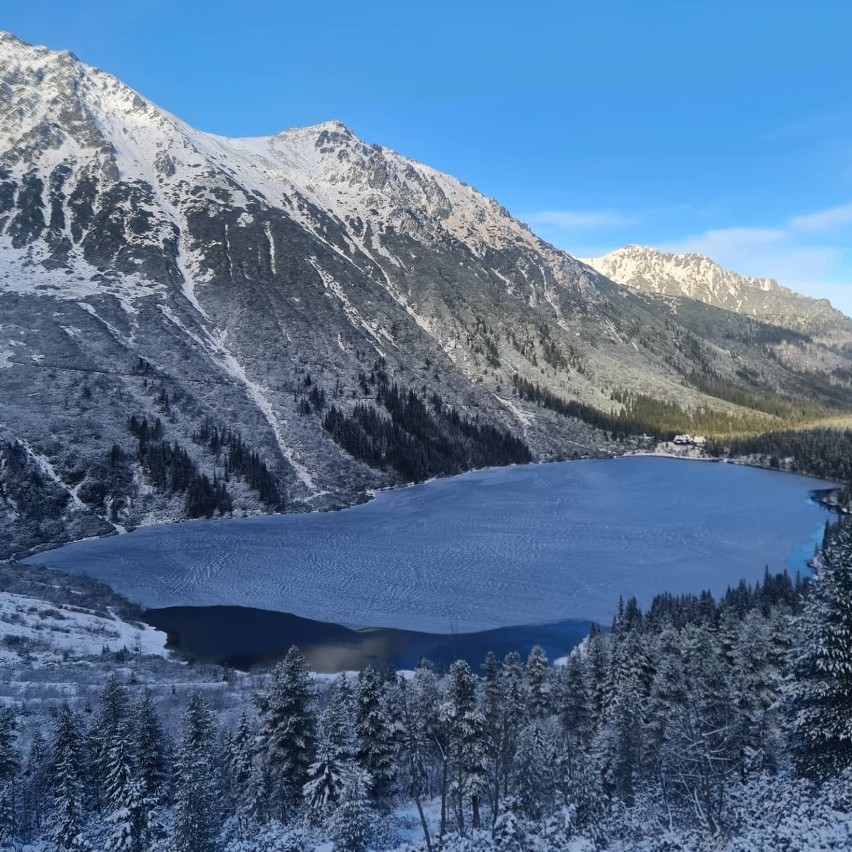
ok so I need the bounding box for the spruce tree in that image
[513,719,556,820]
[52,705,90,852]
[0,707,18,845]
[331,764,374,852]
[104,720,158,852]
[173,692,220,852]
[256,646,315,817]
[134,689,169,804]
[492,796,528,852]
[355,666,396,803]
[228,710,256,816]
[303,733,345,823]
[90,674,130,809]
[789,516,852,778]
[525,646,551,718]
[397,676,433,852]
[497,652,527,798]
[446,660,487,832]
[22,727,49,837]
[560,653,593,751]
[324,674,356,760]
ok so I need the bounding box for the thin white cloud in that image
[661,227,786,257]
[524,210,638,229]
[789,202,852,233]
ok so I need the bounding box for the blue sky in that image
[4,1,852,311]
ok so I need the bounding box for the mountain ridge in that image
[582,244,852,341]
[1,32,851,557]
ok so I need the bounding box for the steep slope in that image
[1,32,851,556]
[583,245,852,343]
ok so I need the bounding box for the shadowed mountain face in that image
[1,32,851,556]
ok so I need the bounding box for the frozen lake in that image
[26,458,835,632]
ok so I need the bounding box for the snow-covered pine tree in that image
[492,795,528,852]
[559,652,593,752]
[0,707,18,844]
[355,666,396,804]
[22,727,49,838]
[495,652,527,807]
[104,722,133,814]
[228,709,256,818]
[105,776,159,852]
[133,689,169,804]
[103,719,160,852]
[303,719,348,825]
[51,704,91,852]
[411,659,451,839]
[0,781,12,848]
[525,646,551,719]
[173,691,221,852]
[674,624,739,832]
[733,609,783,773]
[255,646,315,817]
[325,673,356,760]
[305,675,358,821]
[481,651,504,823]
[513,718,557,820]
[788,515,852,778]
[331,763,374,852]
[602,671,643,806]
[446,660,487,833]
[89,674,130,810]
[643,629,687,808]
[584,626,611,717]
[397,675,433,851]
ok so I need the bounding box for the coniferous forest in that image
[323,372,532,482]
[1,517,851,851]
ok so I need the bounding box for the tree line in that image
[712,427,852,484]
[323,377,531,482]
[2,515,851,850]
[192,420,281,507]
[128,416,232,518]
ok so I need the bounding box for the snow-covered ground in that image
[27,457,836,632]
[0,590,168,664]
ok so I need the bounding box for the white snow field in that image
[0,591,168,664]
[26,458,835,633]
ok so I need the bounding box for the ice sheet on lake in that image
[25,458,836,633]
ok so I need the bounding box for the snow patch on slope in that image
[0,591,168,664]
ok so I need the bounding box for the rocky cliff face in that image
[1,33,850,556]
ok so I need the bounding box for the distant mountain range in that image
[583,245,852,343]
[1,31,851,556]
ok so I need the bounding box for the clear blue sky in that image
[5,1,852,311]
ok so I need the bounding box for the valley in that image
[2,22,852,852]
[1,32,852,561]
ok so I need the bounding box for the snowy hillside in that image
[0,590,167,663]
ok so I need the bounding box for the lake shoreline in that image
[16,450,843,561]
[25,458,836,633]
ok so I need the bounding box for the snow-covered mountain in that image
[2,32,851,555]
[583,245,852,340]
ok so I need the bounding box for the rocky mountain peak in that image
[583,244,850,338]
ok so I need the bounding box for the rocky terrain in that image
[1,32,851,556]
